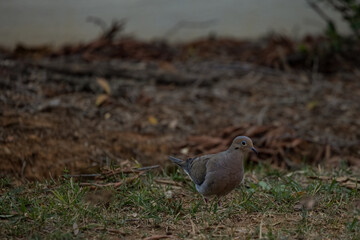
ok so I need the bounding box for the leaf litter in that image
[0,26,359,180]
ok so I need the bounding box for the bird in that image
[169,136,258,204]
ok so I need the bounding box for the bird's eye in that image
[241,141,246,146]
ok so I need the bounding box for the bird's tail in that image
[168,156,184,167]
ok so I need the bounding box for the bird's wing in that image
[185,153,219,186]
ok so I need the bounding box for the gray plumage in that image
[169,136,257,198]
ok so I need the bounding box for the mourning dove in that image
[169,136,257,201]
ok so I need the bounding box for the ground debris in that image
[1,36,359,180]
[309,175,360,190]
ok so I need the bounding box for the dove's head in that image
[230,136,258,154]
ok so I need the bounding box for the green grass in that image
[1,164,360,239]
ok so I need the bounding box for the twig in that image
[80,174,142,189]
[102,165,160,178]
[63,173,101,178]
[259,219,263,239]
[80,182,115,187]
[87,17,126,41]
[308,175,331,181]
[87,16,108,32]
[64,165,159,181]
[190,218,196,235]
[21,160,27,179]
[133,165,160,171]
[143,235,173,240]
[154,179,184,187]
[306,0,334,24]
[94,227,126,235]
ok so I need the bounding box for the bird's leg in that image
[217,199,222,207]
[203,197,209,204]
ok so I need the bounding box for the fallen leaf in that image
[73,222,79,236]
[294,203,302,211]
[294,196,317,211]
[96,94,109,106]
[349,177,360,183]
[104,112,111,119]
[335,176,348,182]
[168,119,178,129]
[341,181,360,190]
[3,147,11,155]
[291,138,303,148]
[307,100,318,110]
[292,191,306,197]
[300,196,316,210]
[96,77,111,95]
[148,116,158,125]
[164,190,173,199]
[180,147,189,155]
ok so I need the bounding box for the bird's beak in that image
[251,147,258,155]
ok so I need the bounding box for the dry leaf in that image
[335,176,348,182]
[168,119,178,129]
[96,94,109,106]
[300,196,316,210]
[349,177,360,183]
[96,77,111,95]
[293,203,302,211]
[73,222,79,236]
[104,112,111,119]
[341,181,360,190]
[180,147,189,155]
[307,100,318,110]
[148,116,158,125]
[292,191,306,197]
[291,138,303,148]
[294,196,316,211]
[164,190,173,199]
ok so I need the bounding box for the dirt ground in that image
[0,35,360,180]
